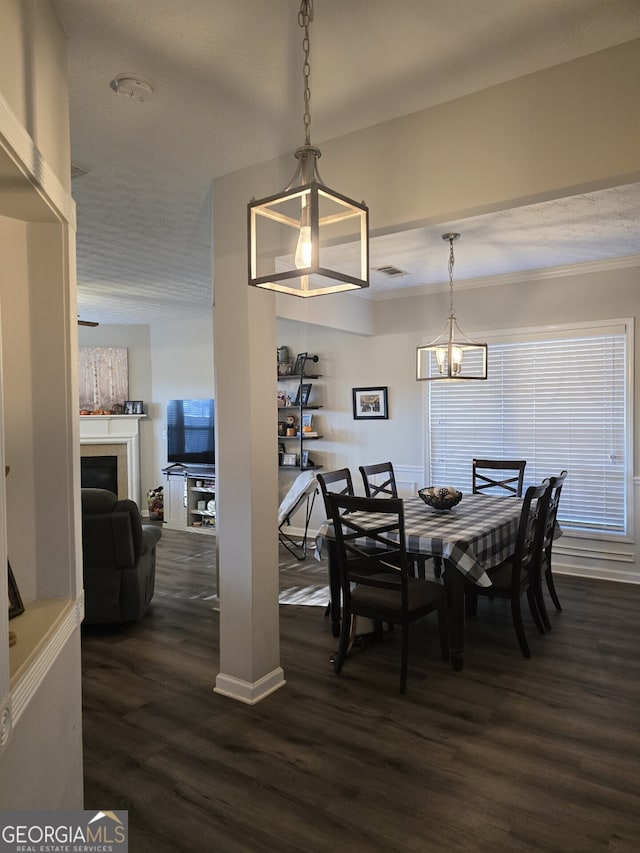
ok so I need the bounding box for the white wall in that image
[149,316,214,487]
[78,317,216,501]
[0,0,71,185]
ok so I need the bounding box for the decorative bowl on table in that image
[418,486,463,511]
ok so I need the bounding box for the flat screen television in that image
[167,398,215,466]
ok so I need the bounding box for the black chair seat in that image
[352,575,447,613]
[486,561,529,591]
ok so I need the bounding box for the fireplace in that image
[79,415,142,505]
[81,455,118,494]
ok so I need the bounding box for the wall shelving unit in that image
[277,353,323,472]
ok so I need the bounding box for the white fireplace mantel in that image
[79,415,144,505]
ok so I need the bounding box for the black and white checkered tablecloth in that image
[316,493,525,588]
[402,494,523,586]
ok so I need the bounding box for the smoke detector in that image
[109,73,155,101]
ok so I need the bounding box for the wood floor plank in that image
[81,528,640,852]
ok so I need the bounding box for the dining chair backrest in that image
[513,481,552,584]
[326,493,406,578]
[472,458,527,497]
[316,468,355,516]
[541,470,567,562]
[359,461,398,499]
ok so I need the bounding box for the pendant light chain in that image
[247,0,369,298]
[448,236,456,319]
[299,0,314,147]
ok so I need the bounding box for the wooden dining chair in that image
[326,493,449,694]
[359,461,431,581]
[537,470,568,626]
[359,462,398,498]
[472,458,527,497]
[464,480,551,658]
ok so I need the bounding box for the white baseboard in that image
[213,667,286,705]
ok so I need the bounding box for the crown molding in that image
[367,253,640,301]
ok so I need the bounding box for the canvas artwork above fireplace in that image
[79,347,129,412]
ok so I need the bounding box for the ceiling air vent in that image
[375,265,408,278]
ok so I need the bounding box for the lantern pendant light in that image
[248,0,369,297]
[416,233,488,381]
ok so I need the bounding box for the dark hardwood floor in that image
[81,528,640,852]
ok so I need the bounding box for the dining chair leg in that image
[438,607,449,660]
[327,542,342,637]
[433,556,443,579]
[465,588,478,619]
[510,597,531,658]
[534,578,552,631]
[545,566,563,611]
[400,624,409,694]
[333,608,354,674]
[526,586,546,635]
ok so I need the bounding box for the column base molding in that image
[214,667,286,705]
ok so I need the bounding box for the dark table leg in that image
[327,541,341,637]
[444,559,464,671]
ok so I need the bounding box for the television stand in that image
[162,466,216,537]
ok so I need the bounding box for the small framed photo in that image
[294,383,312,406]
[281,452,298,467]
[293,352,308,377]
[301,449,310,468]
[125,400,143,415]
[352,386,389,420]
[277,421,286,436]
[301,413,313,430]
[8,561,24,619]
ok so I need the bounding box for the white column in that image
[212,172,283,704]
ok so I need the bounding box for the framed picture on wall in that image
[352,386,389,420]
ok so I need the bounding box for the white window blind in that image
[428,328,628,534]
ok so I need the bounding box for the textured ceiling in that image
[50,0,640,324]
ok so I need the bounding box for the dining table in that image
[316,492,528,671]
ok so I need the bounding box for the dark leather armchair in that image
[81,488,162,624]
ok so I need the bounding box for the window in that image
[427,321,632,536]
